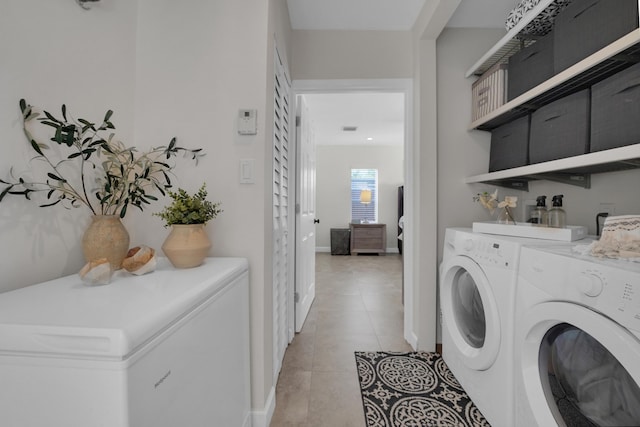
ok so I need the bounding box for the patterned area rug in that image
[354,351,490,427]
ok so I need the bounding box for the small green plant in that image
[154,183,222,226]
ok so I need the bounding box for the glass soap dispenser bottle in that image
[548,194,566,228]
[530,195,548,226]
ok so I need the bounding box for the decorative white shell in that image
[122,245,157,275]
[79,258,113,285]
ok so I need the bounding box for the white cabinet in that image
[0,257,251,427]
[466,1,640,189]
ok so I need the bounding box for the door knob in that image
[314,219,320,224]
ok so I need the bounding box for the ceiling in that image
[303,93,405,146]
[288,0,517,146]
[287,0,516,31]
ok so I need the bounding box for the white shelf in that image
[465,0,557,78]
[465,1,640,188]
[469,30,640,131]
[465,144,640,185]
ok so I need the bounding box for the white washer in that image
[440,227,564,427]
[515,245,640,427]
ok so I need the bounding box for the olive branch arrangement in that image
[0,99,204,218]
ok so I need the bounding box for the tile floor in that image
[269,252,412,427]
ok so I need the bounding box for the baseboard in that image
[251,386,276,427]
[316,247,400,254]
[405,330,418,350]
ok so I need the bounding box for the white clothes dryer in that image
[440,227,559,427]
[514,245,640,427]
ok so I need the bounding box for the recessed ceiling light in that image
[366,137,373,141]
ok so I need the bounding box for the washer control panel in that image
[455,233,517,270]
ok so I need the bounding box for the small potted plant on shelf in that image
[154,183,222,268]
[0,99,205,269]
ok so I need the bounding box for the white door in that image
[294,95,316,332]
[272,47,293,379]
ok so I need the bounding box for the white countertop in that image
[0,257,248,359]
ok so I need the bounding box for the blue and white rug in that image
[354,351,490,427]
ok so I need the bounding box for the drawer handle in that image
[615,81,640,95]
[573,1,599,19]
[523,50,539,61]
[543,114,562,122]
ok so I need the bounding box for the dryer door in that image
[519,302,640,427]
[440,255,501,371]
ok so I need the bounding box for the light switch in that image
[238,109,257,135]
[240,159,255,184]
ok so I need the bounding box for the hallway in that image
[270,253,410,427]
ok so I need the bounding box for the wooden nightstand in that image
[350,223,386,255]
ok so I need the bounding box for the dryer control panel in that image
[520,246,640,334]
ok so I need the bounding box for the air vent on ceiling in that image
[342,126,358,132]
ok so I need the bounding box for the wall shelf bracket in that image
[527,172,591,188]
[483,179,530,192]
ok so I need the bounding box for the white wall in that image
[0,0,138,292]
[0,1,292,422]
[133,0,277,417]
[436,27,508,244]
[316,145,404,250]
[291,30,413,79]
[411,0,462,352]
[526,171,640,234]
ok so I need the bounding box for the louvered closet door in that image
[273,47,292,379]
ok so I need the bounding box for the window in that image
[351,169,378,223]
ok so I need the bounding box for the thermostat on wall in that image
[238,109,257,135]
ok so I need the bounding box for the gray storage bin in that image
[530,89,590,164]
[489,115,530,172]
[591,62,640,152]
[554,0,638,73]
[508,33,554,101]
[330,228,350,255]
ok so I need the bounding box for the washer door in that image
[519,302,640,427]
[440,255,501,371]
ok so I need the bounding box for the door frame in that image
[291,78,416,348]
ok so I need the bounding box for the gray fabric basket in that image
[489,115,530,172]
[554,0,638,73]
[508,33,554,101]
[591,62,640,152]
[530,89,590,164]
